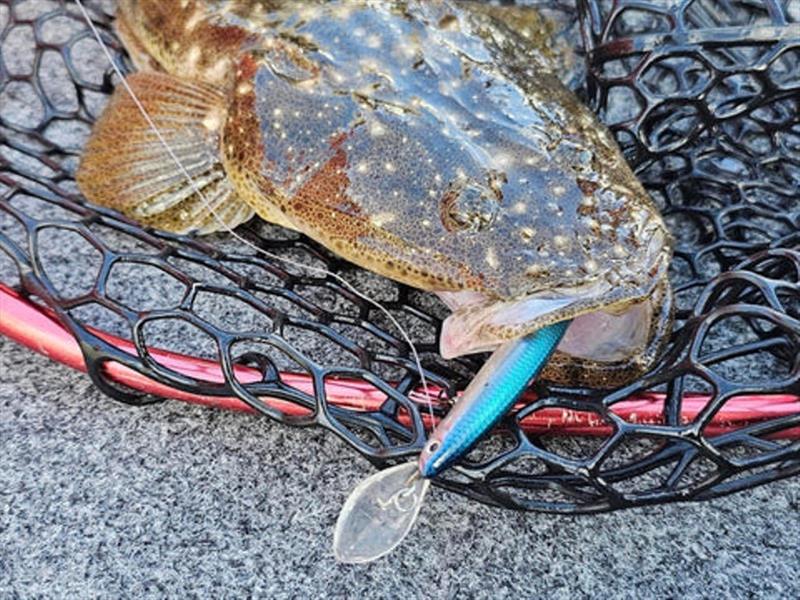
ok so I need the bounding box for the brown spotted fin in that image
[76,72,254,234]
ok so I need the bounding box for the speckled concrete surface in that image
[2,335,799,598]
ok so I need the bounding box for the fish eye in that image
[440,181,500,233]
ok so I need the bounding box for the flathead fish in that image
[78,0,673,387]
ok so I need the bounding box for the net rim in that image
[4,283,797,439]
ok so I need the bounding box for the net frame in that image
[0,0,798,513]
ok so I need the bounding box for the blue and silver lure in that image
[418,320,570,479]
[334,321,570,563]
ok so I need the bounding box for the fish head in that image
[320,99,673,381]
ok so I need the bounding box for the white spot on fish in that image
[490,151,513,170]
[186,46,201,70]
[369,122,386,137]
[371,212,396,227]
[202,111,222,132]
[485,247,499,269]
[185,10,204,31]
[553,235,571,250]
[526,264,548,277]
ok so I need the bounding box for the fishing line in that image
[74,0,437,425]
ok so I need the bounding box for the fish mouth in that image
[437,226,672,383]
[438,274,667,357]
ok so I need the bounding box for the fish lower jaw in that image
[436,272,672,388]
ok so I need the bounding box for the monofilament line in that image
[74,0,436,426]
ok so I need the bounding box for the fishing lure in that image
[334,321,570,563]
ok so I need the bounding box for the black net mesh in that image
[0,0,798,512]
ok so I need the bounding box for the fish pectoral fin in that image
[76,72,254,235]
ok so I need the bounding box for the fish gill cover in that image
[0,0,798,512]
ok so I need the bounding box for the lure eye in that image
[425,441,440,454]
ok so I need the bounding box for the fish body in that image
[78,0,673,387]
